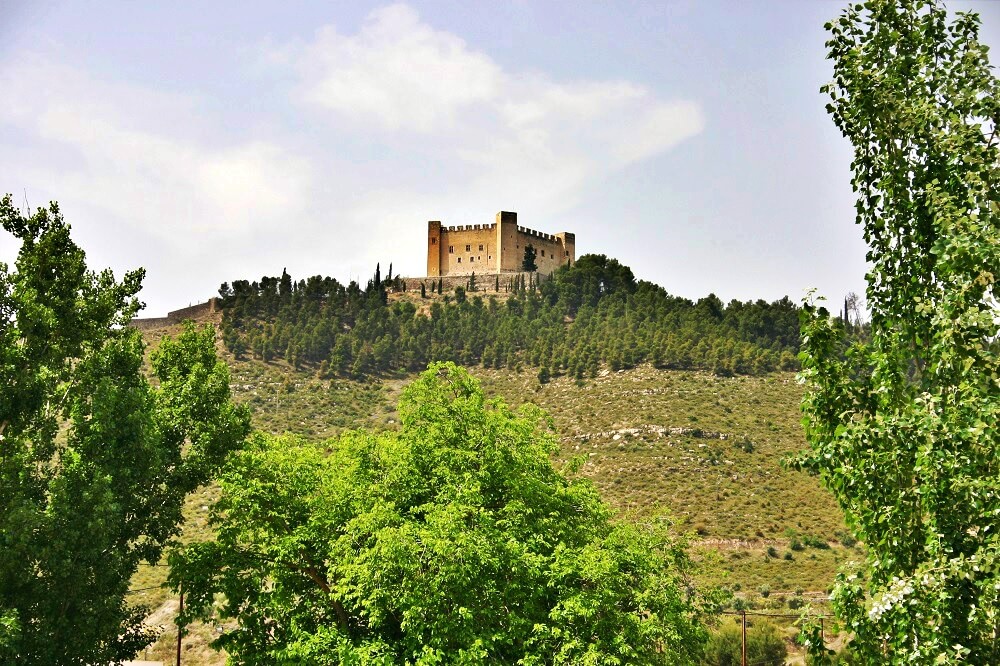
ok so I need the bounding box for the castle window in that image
[470,257,474,263]
[541,250,545,257]
[449,245,454,253]
[431,238,437,244]
[465,244,471,252]
[458,257,462,263]
[478,244,483,251]
[565,250,569,256]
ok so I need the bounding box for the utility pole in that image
[176,586,184,666]
[741,610,747,666]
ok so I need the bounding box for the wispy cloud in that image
[0,57,313,244]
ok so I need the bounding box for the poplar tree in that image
[796,2,1000,662]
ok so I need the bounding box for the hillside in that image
[132,310,852,665]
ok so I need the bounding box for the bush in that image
[702,620,787,666]
[801,534,830,550]
[835,530,858,548]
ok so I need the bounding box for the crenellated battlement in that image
[442,223,497,232]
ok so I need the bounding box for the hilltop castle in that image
[426,211,575,277]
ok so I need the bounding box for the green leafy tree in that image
[795,2,1000,662]
[172,362,712,664]
[522,243,537,272]
[0,196,251,664]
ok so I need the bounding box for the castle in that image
[426,211,575,277]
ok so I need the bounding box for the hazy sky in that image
[2,1,998,316]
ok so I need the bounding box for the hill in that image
[132,257,852,663]
[131,331,851,664]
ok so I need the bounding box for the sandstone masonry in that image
[129,297,220,330]
[426,211,575,277]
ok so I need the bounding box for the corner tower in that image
[427,220,442,277]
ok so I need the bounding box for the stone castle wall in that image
[399,271,550,294]
[129,298,220,329]
[428,222,499,276]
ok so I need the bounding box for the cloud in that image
[292,4,502,132]
[0,57,313,243]
[284,3,704,216]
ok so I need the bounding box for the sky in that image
[1,1,999,317]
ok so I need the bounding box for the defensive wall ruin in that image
[129,297,220,331]
[427,211,575,277]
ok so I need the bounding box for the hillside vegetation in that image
[218,254,801,378]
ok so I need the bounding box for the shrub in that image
[835,530,858,548]
[801,534,830,550]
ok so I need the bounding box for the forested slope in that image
[217,254,802,378]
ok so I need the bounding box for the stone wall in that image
[129,316,174,331]
[511,227,573,274]
[433,223,499,276]
[129,297,220,329]
[399,271,550,294]
[166,298,219,321]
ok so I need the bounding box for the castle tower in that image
[427,221,442,277]
[555,232,576,267]
[495,211,519,272]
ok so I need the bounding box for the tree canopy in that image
[796,1,1000,662]
[0,195,251,664]
[171,362,714,665]
[217,254,801,379]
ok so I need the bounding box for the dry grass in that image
[471,365,854,596]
